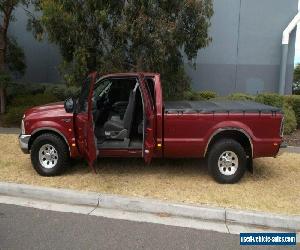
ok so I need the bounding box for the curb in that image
[0,182,299,231]
[284,146,300,154]
[0,127,20,134]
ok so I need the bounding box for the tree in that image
[293,64,300,94]
[0,0,27,114]
[31,0,213,98]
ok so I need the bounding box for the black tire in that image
[207,139,247,184]
[30,133,70,176]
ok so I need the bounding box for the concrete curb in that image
[0,182,299,231]
[0,127,20,134]
[284,146,300,154]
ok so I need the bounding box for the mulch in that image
[284,129,300,147]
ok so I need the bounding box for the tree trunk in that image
[0,87,5,114]
[0,32,6,114]
[0,4,13,114]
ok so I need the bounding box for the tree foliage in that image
[0,0,27,77]
[0,0,27,113]
[31,0,213,98]
[293,63,300,94]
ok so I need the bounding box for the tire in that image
[30,133,70,176]
[207,139,247,184]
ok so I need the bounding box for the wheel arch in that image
[204,128,253,158]
[28,128,70,155]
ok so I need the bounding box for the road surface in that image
[0,203,290,250]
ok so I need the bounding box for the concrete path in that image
[0,203,289,250]
[0,182,299,233]
[0,127,20,134]
[284,146,300,154]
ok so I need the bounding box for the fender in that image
[203,125,254,158]
[28,119,79,157]
[31,127,70,150]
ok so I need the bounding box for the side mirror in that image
[64,97,75,113]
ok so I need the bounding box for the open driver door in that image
[74,72,98,172]
[137,73,156,164]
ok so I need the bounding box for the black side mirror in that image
[64,97,75,113]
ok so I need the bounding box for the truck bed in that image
[164,100,281,114]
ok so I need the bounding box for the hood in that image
[24,102,71,119]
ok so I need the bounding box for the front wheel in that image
[207,139,247,184]
[30,133,70,176]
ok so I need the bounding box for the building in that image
[10,0,299,95]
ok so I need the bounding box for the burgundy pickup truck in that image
[19,72,285,183]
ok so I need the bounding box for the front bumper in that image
[276,141,288,157]
[19,134,31,154]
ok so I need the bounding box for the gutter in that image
[279,12,300,95]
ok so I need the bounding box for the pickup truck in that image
[19,72,285,183]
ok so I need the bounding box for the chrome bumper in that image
[276,142,288,157]
[19,134,31,154]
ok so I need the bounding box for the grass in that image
[0,134,299,216]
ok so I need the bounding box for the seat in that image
[103,90,136,140]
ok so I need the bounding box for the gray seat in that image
[103,90,136,140]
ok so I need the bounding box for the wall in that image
[10,0,299,94]
[185,0,298,95]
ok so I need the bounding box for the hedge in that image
[3,106,30,126]
[283,95,300,129]
[255,93,284,108]
[183,90,217,101]
[3,93,60,126]
[254,93,298,134]
[228,93,255,101]
[45,85,80,100]
[282,104,297,134]
[2,83,300,135]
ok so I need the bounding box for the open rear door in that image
[74,72,97,171]
[137,73,156,164]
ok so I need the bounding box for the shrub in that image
[284,95,300,128]
[228,93,255,101]
[197,91,217,100]
[255,93,284,108]
[6,83,46,102]
[3,93,60,126]
[182,90,217,101]
[182,90,195,100]
[3,106,30,126]
[10,93,59,107]
[282,104,297,134]
[45,85,80,101]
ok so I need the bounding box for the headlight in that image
[21,119,25,134]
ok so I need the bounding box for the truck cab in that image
[19,72,285,184]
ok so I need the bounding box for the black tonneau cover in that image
[164,100,282,114]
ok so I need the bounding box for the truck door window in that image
[93,80,112,98]
[146,78,155,110]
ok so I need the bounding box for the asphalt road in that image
[0,204,291,250]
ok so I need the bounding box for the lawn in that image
[0,134,299,215]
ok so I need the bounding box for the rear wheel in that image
[207,139,247,184]
[30,133,70,176]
